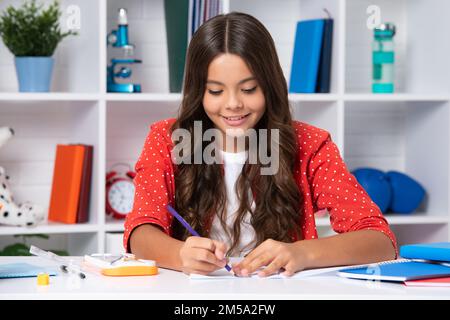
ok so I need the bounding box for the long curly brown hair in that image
[171,12,303,254]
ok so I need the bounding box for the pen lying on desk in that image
[166,204,235,276]
[60,263,86,279]
[29,245,86,279]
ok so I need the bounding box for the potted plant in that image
[0,0,77,92]
[0,234,68,256]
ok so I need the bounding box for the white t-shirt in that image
[209,149,256,256]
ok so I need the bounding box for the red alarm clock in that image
[106,163,136,219]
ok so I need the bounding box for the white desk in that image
[1,257,450,300]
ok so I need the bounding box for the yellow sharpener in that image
[37,272,50,286]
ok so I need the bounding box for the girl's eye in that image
[208,89,223,95]
[242,86,257,94]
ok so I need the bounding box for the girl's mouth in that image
[221,113,250,126]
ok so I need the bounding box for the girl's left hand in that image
[232,239,309,277]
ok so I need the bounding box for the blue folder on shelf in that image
[289,19,325,93]
[316,18,333,93]
[400,242,450,262]
[337,259,450,282]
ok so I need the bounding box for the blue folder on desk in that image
[400,242,450,262]
[337,259,450,282]
[0,263,57,279]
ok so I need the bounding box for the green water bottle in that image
[372,23,396,93]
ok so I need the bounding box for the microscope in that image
[107,8,142,93]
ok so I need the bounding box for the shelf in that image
[0,93,100,101]
[288,94,339,102]
[106,214,450,232]
[315,214,449,227]
[105,93,182,101]
[104,221,125,232]
[343,93,450,102]
[385,215,450,225]
[0,222,101,236]
[110,93,338,102]
[0,92,447,103]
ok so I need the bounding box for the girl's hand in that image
[179,236,228,275]
[232,239,309,277]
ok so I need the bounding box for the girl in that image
[124,12,397,277]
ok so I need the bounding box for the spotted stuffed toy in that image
[0,127,45,227]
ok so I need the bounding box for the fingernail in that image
[241,269,249,277]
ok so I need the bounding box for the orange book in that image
[48,144,86,224]
[77,145,93,223]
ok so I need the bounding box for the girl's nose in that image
[226,93,243,109]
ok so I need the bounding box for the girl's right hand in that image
[179,236,228,275]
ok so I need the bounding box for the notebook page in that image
[189,257,349,280]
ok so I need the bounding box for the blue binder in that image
[400,242,450,262]
[289,19,325,93]
[337,259,450,282]
[0,263,57,279]
[316,19,333,93]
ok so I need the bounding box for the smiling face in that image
[202,53,266,152]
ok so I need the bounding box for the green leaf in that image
[0,243,32,256]
[0,0,77,56]
[13,233,50,240]
[0,243,69,256]
[51,250,69,256]
[27,234,50,240]
[6,234,70,256]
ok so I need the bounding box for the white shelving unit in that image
[0,0,449,255]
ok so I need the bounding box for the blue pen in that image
[166,204,235,275]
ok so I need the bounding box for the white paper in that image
[189,269,283,279]
[189,257,347,280]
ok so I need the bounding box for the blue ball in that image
[386,171,425,214]
[352,168,392,213]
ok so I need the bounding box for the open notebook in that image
[189,257,350,280]
[337,259,450,282]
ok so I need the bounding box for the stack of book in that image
[337,242,450,287]
[164,0,222,93]
[188,0,223,42]
[289,18,334,93]
[48,144,93,224]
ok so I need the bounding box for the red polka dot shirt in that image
[123,118,398,256]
